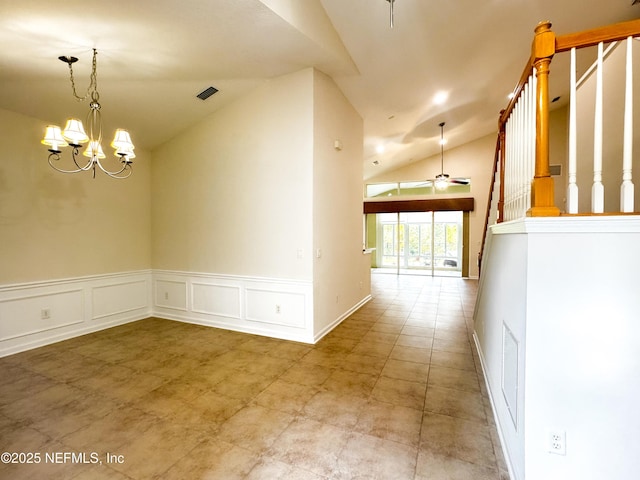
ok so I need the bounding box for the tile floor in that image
[0,273,509,479]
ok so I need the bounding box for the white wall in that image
[151,69,314,280]
[151,67,369,343]
[475,217,640,480]
[474,229,528,480]
[311,69,369,339]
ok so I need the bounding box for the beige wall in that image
[0,108,151,284]
[311,69,367,336]
[365,133,496,278]
[151,69,315,280]
[549,105,569,212]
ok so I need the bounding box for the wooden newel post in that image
[529,21,561,217]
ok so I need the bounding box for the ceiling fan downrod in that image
[386,0,395,28]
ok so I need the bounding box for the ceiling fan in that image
[432,122,470,190]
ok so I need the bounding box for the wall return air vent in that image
[196,86,218,100]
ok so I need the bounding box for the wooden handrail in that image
[478,130,503,273]
[501,19,640,128]
[499,61,533,127]
[556,18,640,52]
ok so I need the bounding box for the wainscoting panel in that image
[192,282,241,319]
[153,271,314,343]
[0,289,84,341]
[92,280,149,320]
[245,287,306,328]
[0,271,152,357]
[154,279,188,311]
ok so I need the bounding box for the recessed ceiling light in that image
[376,145,385,154]
[433,91,448,105]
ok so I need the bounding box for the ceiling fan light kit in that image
[41,49,135,179]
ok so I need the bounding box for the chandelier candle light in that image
[41,49,135,179]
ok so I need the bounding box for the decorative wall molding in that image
[153,270,315,343]
[1,269,370,356]
[0,271,152,357]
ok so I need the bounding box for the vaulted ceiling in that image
[0,0,638,180]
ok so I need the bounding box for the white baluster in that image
[521,82,528,217]
[509,108,517,220]
[505,117,512,221]
[621,37,634,212]
[592,42,604,213]
[514,102,520,220]
[514,100,522,218]
[527,73,536,213]
[567,48,579,213]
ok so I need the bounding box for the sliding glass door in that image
[376,211,462,276]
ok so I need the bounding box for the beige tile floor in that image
[0,273,509,479]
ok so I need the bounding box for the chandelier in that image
[41,49,135,179]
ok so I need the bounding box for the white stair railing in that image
[503,73,536,222]
[569,37,636,214]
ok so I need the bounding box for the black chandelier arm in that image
[47,150,91,174]
[94,158,133,179]
[70,145,95,171]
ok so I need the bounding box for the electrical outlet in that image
[275,304,281,314]
[164,292,169,300]
[547,430,566,455]
[41,308,51,320]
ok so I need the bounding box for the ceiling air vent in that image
[196,86,218,101]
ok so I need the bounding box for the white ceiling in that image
[1,0,638,180]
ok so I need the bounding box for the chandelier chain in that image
[67,48,99,103]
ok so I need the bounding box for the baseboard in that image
[0,271,152,357]
[313,294,372,343]
[472,332,516,480]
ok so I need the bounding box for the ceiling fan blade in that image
[449,178,470,185]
